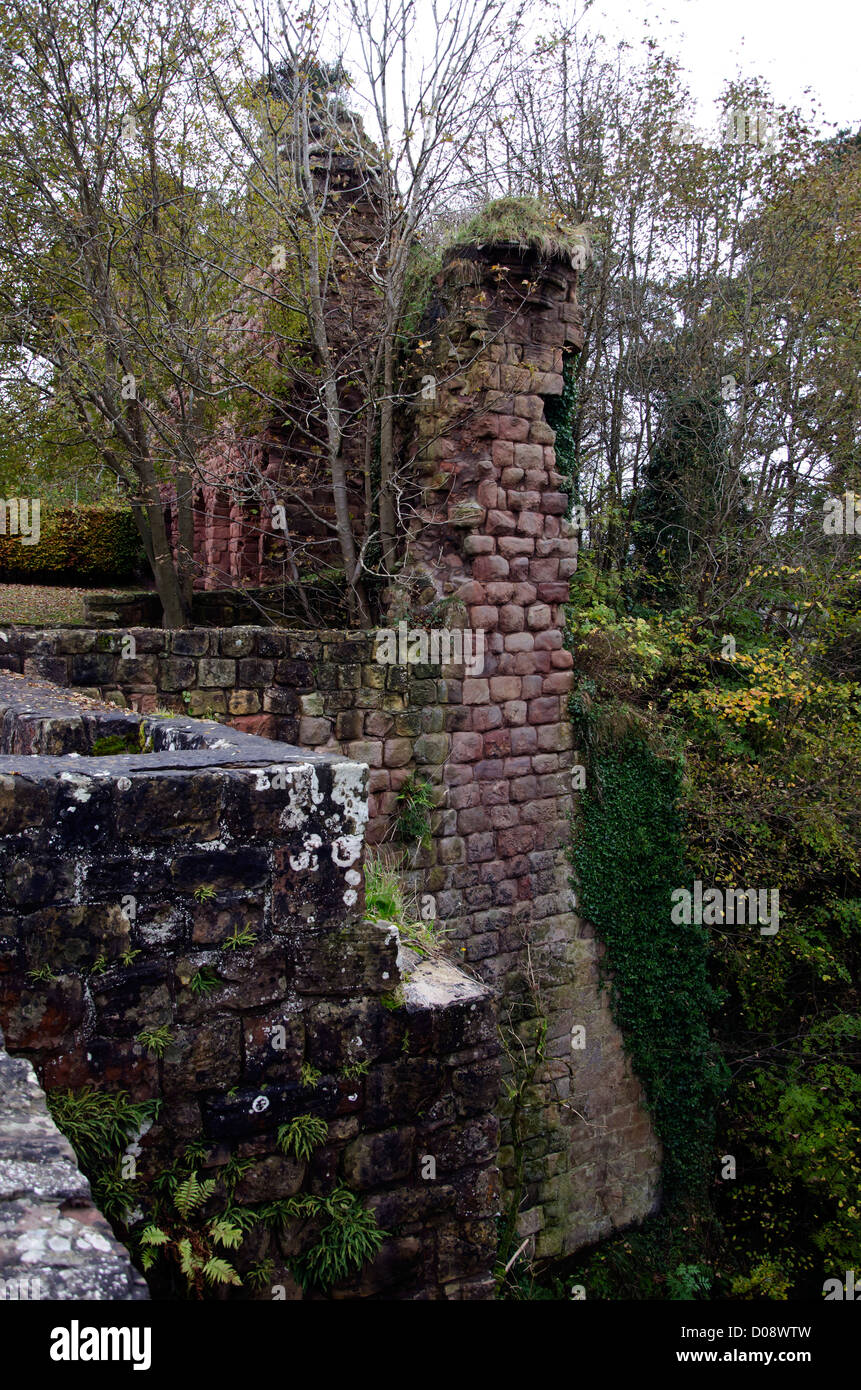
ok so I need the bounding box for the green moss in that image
[91,732,140,756]
[446,195,588,267]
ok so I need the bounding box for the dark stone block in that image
[4,856,75,908]
[273,658,313,686]
[158,657,197,692]
[201,1080,341,1139]
[91,961,172,1035]
[170,848,269,892]
[170,630,211,656]
[114,773,221,842]
[68,653,116,686]
[362,1058,444,1128]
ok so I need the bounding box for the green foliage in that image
[246,1259,275,1291]
[364,852,405,921]
[289,1186,385,1292]
[393,773,435,847]
[26,964,57,985]
[189,967,220,996]
[633,388,734,606]
[381,986,406,1011]
[299,1062,322,1089]
[339,1060,370,1079]
[138,1172,242,1294]
[567,554,860,1297]
[446,195,588,267]
[561,1209,721,1302]
[666,1263,713,1300]
[193,885,217,903]
[363,851,446,957]
[172,1172,217,1219]
[136,1025,172,1058]
[47,1087,157,1170]
[569,730,725,1198]
[276,1115,329,1162]
[396,918,448,958]
[0,505,143,582]
[222,925,258,951]
[46,1086,158,1224]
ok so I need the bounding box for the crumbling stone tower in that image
[399,236,662,1256]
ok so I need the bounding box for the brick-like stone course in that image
[0,674,500,1300]
[0,243,661,1267]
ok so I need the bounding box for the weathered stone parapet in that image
[0,1037,148,1300]
[0,606,661,1260]
[0,673,500,1300]
[0,241,663,1268]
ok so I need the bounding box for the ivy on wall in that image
[569,719,725,1199]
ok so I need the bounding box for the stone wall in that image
[0,673,500,1299]
[0,1037,148,1300]
[0,618,661,1256]
[0,242,662,1266]
[394,242,661,1253]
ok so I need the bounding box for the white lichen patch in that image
[58,773,93,802]
[289,833,322,872]
[331,762,369,833]
[275,764,314,830]
[332,834,362,869]
[308,766,324,807]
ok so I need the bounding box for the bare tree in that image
[0,0,244,626]
[190,0,525,616]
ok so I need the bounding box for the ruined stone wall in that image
[391,244,661,1254]
[0,674,500,1299]
[0,1038,148,1300]
[0,244,662,1264]
[1,618,660,1257]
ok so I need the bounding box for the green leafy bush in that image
[0,504,143,582]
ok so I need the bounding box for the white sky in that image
[591,0,860,134]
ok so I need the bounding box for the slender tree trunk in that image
[136,455,191,628]
[175,465,196,613]
[379,331,398,574]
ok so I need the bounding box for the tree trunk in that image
[175,465,196,613]
[135,457,192,628]
[378,332,398,573]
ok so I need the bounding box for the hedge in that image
[0,504,144,583]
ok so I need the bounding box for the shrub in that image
[0,504,143,582]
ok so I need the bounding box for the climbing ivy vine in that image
[568,718,725,1200]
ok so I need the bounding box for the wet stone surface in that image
[0,1040,148,1300]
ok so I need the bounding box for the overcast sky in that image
[592,0,860,134]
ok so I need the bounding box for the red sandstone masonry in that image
[395,242,661,1255]
[0,630,660,1257]
[0,250,662,1263]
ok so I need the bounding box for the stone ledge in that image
[0,1041,148,1300]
